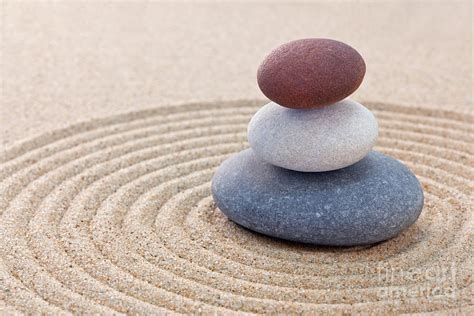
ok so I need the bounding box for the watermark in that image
[376,261,457,300]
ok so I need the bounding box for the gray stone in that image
[247,100,378,172]
[211,149,424,246]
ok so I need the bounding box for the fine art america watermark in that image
[376,262,458,300]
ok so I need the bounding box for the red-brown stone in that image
[257,38,366,109]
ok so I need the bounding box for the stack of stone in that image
[212,39,424,246]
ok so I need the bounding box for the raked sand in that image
[1,1,473,315]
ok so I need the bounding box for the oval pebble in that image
[211,149,424,246]
[248,99,378,172]
[257,38,366,108]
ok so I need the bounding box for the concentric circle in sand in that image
[0,100,472,314]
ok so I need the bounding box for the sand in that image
[1,1,473,315]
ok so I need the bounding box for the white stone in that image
[247,99,378,172]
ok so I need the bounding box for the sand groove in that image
[0,100,472,314]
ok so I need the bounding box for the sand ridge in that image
[0,100,472,314]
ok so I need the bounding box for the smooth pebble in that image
[211,149,424,246]
[257,38,366,108]
[248,99,378,172]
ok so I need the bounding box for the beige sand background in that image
[0,0,473,315]
[1,0,473,145]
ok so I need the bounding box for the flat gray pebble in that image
[212,149,424,246]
